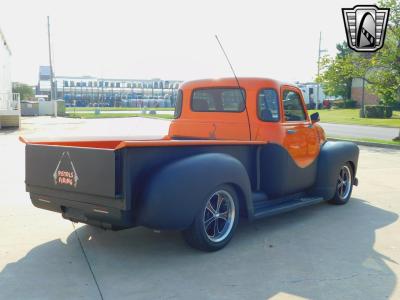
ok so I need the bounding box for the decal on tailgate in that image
[53,151,79,188]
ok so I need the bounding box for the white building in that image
[296,82,341,108]
[0,28,20,128]
[37,66,182,108]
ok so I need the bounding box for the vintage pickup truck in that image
[22,78,359,251]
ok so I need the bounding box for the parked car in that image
[22,78,359,251]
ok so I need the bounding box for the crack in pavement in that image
[72,222,104,300]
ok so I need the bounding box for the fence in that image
[0,92,20,110]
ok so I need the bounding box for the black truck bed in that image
[25,142,259,230]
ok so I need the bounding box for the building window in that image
[191,88,245,112]
[70,81,75,87]
[104,82,109,87]
[82,82,86,87]
[282,90,306,121]
[116,82,120,88]
[258,89,280,122]
[63,81,69,87]
[110,82,114,88]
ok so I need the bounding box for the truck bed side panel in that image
[123,145,258,213]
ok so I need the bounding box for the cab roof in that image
[180,77,294,90]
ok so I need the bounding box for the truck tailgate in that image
[25,144,124,209]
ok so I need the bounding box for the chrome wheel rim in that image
[337,165,352,200]
[203,190,235,243]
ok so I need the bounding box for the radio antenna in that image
[215,35,252,140]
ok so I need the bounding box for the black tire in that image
[182,184,239,252]
[329,162,354,205]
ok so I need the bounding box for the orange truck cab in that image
[22,77,359,251]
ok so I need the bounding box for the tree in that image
[12,82,34,100]
[367,0,400,106]
[317,42,353,100]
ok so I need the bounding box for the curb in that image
[328,137,400,150]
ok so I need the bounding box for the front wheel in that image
[329,163,353,205]
[182,185,239,251]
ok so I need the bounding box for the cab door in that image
[281,86,319,168]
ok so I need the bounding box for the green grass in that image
[329,136,400,146]
[308,109,400,128]
[66,113,174,120]
[66,107,174,112]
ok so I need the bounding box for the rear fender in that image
[311,141,359,200]
[137,153,252,230]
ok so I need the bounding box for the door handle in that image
[287,129,297,134]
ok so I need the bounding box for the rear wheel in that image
[329,163,353,205]
[182,185,239,251]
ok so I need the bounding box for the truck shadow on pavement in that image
[1,198,398,300]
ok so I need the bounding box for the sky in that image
[1,0,376,85]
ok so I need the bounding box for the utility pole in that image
[361,78,366,117]
[47,16,57,117]
[316,32,322,109]
[47,16,54,101]
[316,32,327,109]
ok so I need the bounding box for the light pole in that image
[316,32,328,109]
[358,65,374,118]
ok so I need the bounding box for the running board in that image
[252,196,325,219]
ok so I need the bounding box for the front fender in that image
[137,153,251,230]
[312,141,359,200]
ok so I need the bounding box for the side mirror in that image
[310,112,320,123]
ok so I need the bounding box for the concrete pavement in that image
[1,117,400,300]
[70,110,175,115]
[21,115,399,141]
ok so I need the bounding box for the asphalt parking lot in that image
[1,117,400,300]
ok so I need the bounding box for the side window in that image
[258,89,280,122]
[191,88,245,112]
[282,90,306,121]
[174,90,183,119]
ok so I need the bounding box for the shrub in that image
[384,106,393,118]
[306,103,314,110]
[344,100,357,108]
[332,100,344,109]
[391,101,400,111]
[332,99,357,109]
[364,105,385,118]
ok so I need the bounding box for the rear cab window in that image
[282,90,307,122]
[191,88,245,112]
